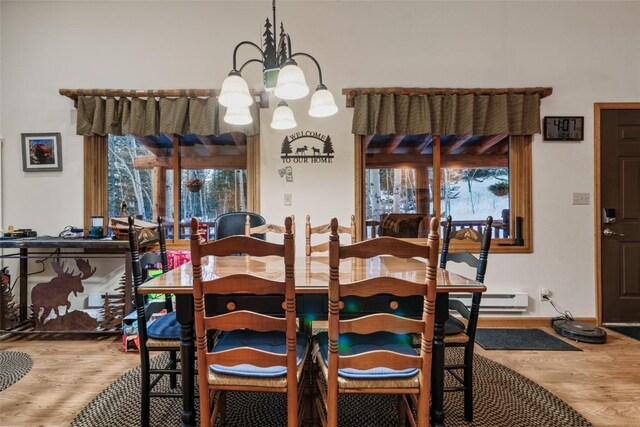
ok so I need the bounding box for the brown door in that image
[600,107,640,323]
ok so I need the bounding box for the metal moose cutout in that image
[31,258,96,325]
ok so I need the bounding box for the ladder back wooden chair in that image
[313,217,440,427]
[128,216,181,427]
[439,215,493,422]
[191,216,309,427]
[305,214,356,256]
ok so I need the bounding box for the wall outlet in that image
[572,192,590,205]
[284,194,292,206]
[540,288,550,301]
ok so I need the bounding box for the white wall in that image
[1,1,639,317]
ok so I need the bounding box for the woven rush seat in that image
[444,333,470,344]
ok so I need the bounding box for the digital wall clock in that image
[543,116,584,141]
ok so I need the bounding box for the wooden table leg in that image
[430,292,447,427]
[176,294,195,427]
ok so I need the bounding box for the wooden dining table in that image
[138,255,485,427]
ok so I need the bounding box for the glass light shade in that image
[274,64,309,100]
[308,88,338,118]
[271,102,297,130]
[219,74,253,108]
[224,106,253,126]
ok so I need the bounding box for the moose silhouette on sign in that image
[31,258,96,324]
[312,147,321,155]
[295,145,308,155]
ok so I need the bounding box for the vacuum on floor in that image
[551,317,607,344]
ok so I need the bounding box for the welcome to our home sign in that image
[280,131,335,164]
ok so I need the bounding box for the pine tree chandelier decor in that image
[219,0,338,130]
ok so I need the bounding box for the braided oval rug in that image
[71,349,592,427]
[0,351,33,392]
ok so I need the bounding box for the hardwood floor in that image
[1,327,639,427]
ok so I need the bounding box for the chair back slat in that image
[339,236,430,260]
[202,275,286,296]
[205,311,286,332]
[339,351,423,371]
[199,235,285,258]
[206,348,287,369]
[340,314,425,335]
[246,214,296,237]
[340,279,426,298]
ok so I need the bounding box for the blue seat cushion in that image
[316,331,418,379]
[210,330,308,378]
[146,311,180,340]
[445,315,466,335]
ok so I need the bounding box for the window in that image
[356,134,532,253]
[85,132,260,245]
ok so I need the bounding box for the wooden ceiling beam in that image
[229,132,247,155]
[365,153,508,168]
[413,134,433,154]
[442,134,473,155]
[134,155,245,170]
[133,136,169,157]
[467,134,507,155]
[385,134,406,154]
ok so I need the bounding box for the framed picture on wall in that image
[21,133,63,172]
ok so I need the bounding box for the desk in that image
[0,236,156,333]
[139,255,485,427]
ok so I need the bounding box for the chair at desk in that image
[127,216,181,427]
[313,217,440,427]
[191,216,310,427]
[215,211,266,240]
[245,214,295,238]
[440,215,493,422]
[305,214,355,256]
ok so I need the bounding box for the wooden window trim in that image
[354,134,533,253]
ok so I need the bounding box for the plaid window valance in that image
[349,88,550,136]
[70,90,260,137]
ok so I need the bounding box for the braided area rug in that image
[71,349,592,426]
[0,351,33,392]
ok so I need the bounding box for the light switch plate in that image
[284,194,292,206]
[572,192,590,205]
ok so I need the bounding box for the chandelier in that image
[219,0,338,130]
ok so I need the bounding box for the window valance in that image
[344,87,552,136]
[61,89,261,137]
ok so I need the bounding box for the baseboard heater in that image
[449,292,528,312]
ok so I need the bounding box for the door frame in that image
[594,102,640,325]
